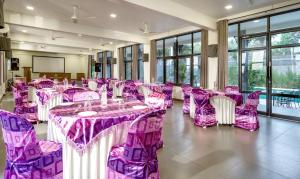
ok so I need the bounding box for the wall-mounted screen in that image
[32,56,65,73]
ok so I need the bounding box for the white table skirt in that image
[28,87,36,102]
[48,120,131,179]
[37,94,63,121]
[189,94,236,124]
[113,84,123,97]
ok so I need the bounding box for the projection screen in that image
[32,56,65,73]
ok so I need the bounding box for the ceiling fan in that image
[139,23,157,35]
[70,5,96,24]
[51,31,64,40]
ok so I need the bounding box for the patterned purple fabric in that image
[122,83,144,101]
[162,82,174,108]
[224,86,239,93]
[37,80,54,89]
[0,110,63,178]
[48,100,151,154]
[107,109,166,179]
[81,78,88,88]
[181,84,192,114]
[36,89,60,105]
[12,87,38,123]
[62,87,86,102]
[235,91,262,131]
[192,91,217,128]
[96,78,108,88]
[73,91,100,102]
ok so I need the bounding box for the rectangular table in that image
[47,100,150,179]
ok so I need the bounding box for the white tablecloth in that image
[36,94,63,121]
[48,120,131,179]
[28,86,36,102]
[112,83,123,97]
[189,94,236,124]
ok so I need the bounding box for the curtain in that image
[217,20,228,91]
[118,48,124,80]
[88,55,93,78]
[150,40,156,83]
[200,29,208,88]
[132,45,138,80]
[111,52,114,79]
[103,52,107,78]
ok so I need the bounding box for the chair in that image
[81,78,88,88]
[235,91,262,131]
[0,110,63,178]
[193,91,217,128]
[37,80,54,89]
[63,87,86,102]
[181,84,192,114]
[88,80,98,91]
[73,91,100,102]
[162,82,174,108]
[122,83,144,101]
[145,92,166,110]
[107,109,166,179]
[12,86,38,123]
[224,86,239,93]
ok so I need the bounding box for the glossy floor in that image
[1,94,300,179]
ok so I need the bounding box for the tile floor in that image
[1,93,300,179]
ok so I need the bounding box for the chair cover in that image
[193,91,217,128]
[88,80,98,91]
[107,109,166,179]
[0,110,63,178]
[235,91,262,131]
[162,82,174,108]
[145,92,166,110]
[37,80,54,89]
[12,86,38,123]
[73,91,100,102]
[224,86,239,93]
[63,87,86,102]
[81,78,88,88]
[181,84,192,114]
[122,83,144,101]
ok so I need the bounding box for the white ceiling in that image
[4,0,191,35]
[171,0,292,18]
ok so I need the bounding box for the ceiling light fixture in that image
[110,13,117,18]
[22,30,27,33]
[26,6,34,11]
[109,42,113,45]
[253,20,260,23]
[225,5,233,10]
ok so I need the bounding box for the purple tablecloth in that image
[36,89,60,105]
[143,83,163,93]
[48,100,150,154]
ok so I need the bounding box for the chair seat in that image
[107,144,159,179]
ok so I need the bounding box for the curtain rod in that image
[228,2,300,21]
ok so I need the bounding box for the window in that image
[138,44,144,81]
[228,24,239,86]
[155,31,201,86]
[106,51,113,78]
[97,52,104,78]
[124,46,132,80]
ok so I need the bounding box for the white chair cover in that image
[88,81,98,91]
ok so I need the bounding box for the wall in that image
[9,50,89,80]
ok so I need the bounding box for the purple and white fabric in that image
[0,110,63,178]
[181,84,192,114]
[235,91,262,131]
[107,109,166,179]
[162,82,174,108]
[224,85,239,93]
[73,91,100,102]
[63,87,87,102]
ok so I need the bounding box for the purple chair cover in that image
[181,84,192,114]
[0,110,63,178]
[37,80,54,89]
[122,83,144,101]
[235,91,262,131]
[62,87,86,102]
[81,78,88,88]
[73,91,100,102]
[12,86,38,123]
[107,109,166,179]
[192,91,217,128]
[162,82,174,108]
[224,86,239,93]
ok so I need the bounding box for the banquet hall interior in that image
[0,0,300,178]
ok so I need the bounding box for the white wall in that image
[208,30,218,90]
[9,50,89,80]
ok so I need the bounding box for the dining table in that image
[47,99,151,179]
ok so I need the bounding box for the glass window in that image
[156,40,164,57]
[106,51,112,78]
[240,18,267,35]
[178,57,191,84]
[228,24,238,50]
[138,44,144,81]
[193,55,201,87]
[165,38,176,57]
[242,36,267,49]
[156,59,164,83]
[178,34,192,56]
[124,47,132,61]
[272,31,300,46]
[193,32,201,54]
[125,62,132,80]
[98,52,104,78]
[271,11,300,31]
[228,51,239,86]
[124,47,132,80]
[166,59,175,83]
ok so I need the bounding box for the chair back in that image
[191,88,207,95]
[37,80,54,89]
[245,91,262,108]
[124,109,166,162]
[162,82,173,99]
[12,86,28,106]
[181,84,192,100]
[73,91,100,102]
[224,86,239,93]
[0,110,41,162]
[96,78,107,88]
[63,87,86,102]
[122,83,139,100]
[145,92,166,109]
[124,80,135,85]
[88,80,98,91]
[192,91,210,107]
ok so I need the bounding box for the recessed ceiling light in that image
[225,5,233,10]
[253,20,260,23]
[78,33,82,37]
[109,42,113,45]
[26,6,34,11]
[22,30,27,33]
[110,13,117,18]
